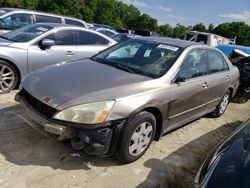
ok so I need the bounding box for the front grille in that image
[21,89,57,118]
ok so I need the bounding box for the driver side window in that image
[44,30,74,45]
[179,49,207,80]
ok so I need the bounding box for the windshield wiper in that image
[94,58,135,74]
[108,63,135,74]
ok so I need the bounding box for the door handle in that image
[225,75,230,81]
[202,82,209,88]
[66,51,74,56]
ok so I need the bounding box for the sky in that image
[121,0,250,26]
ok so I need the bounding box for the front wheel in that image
[212,90,231,117]
[0,61,18,94]
[116,111,156,163]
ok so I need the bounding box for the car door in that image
[168,48,211,127]
[27,29,77,73]
[203,49,231,109]
[76,30,110,58]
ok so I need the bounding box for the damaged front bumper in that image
[15,91,126,157]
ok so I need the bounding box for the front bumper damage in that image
[15,91,126,157]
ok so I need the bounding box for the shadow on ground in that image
[137,121,243,188]
[0,105,120,171]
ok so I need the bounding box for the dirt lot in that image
[0,91,249,188]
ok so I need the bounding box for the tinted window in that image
[207,49,229,73]
[65,19,84,27]
[2,24,52,42]
[0,13,33,30]
[76,31,109,45]
[35,15,61,23]
[94,40,182,78]
[45,30,74,45]
[179,49,207,79]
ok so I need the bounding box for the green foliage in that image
[213,22,250,46]
[0,0,249,46]
[192,23,206,32]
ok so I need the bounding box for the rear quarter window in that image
[35,15,62,23]
[65,19,85,27]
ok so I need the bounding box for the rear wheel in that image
[116,111,156,163]
[212,90,231,117]
[0,61,18,94]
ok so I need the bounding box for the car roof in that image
[0,7,86,24]
[33,22,81,29]
[135,37,199,48]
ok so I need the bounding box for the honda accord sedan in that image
[0,23,116,93]
[16,37,239,163]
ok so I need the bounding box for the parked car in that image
[96,28,118,37]
[229,50,250,103]
[16,37,239,163]
[0,23,116,93]
[195,119,250,188]
[217,45,250,103]
[184,31,235,47]
[0,7,88,35]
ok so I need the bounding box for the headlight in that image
[53,101,115,124]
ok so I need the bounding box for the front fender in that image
[0,47,28,80]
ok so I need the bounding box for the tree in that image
[213,22,250,46]
[192,23,207,32]
[208,23,214,32]
[172,23,188,38]
[157,24,173,37]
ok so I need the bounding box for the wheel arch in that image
[129,106,163,141]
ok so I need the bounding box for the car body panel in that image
[195,119,250,188]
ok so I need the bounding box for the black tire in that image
[116,111,156,163]
[212,90,231,117]
[0,61,18,94]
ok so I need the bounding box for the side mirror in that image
[40,39,55,49]
[175,76,186,84]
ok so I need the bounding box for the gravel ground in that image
[0,91,249,188]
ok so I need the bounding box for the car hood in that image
[22,59,154,109]
[0,37,12,46]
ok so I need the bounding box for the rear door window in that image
[1,13,33,30]
[35,15,62,23]
[76,31,109,45]
[207,49,229,73]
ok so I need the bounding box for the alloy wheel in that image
[0,64,15,93]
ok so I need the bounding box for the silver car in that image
[16,37,239,163]
[0,23,116,93]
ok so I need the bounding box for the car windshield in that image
[93,39,183,78]
[1,24,53,42]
